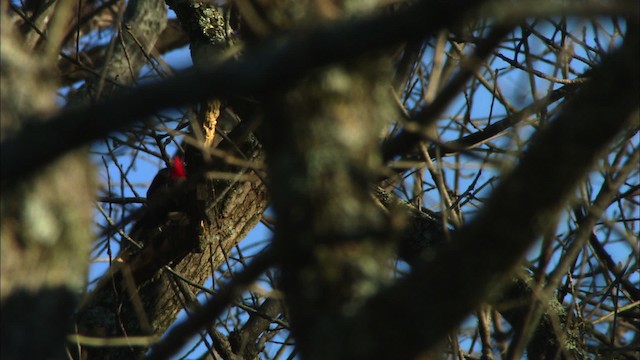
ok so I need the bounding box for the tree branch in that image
[343,21,639,359]
[1,0,484,184]
[145,248,275,360]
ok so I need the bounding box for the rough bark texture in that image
[93,0,167,90]
[0,5,94,360]
[72,1,269,358]
[2,1,635,359]
[260,2,398,359]
[58,19,189,87]
[74,148,267,359]
[58,0,167,357]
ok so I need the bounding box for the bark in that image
[73,1,269,358]
[58,19,189,87]
[340,22,638,359]
[1,0,487,183]
[0,6,94,360]
[74,154,267,359]
[260,2,399,359]
[2,1,635,359]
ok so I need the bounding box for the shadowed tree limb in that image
[339,20,638,360]
[1,0,487,184]
[146,247,274,360]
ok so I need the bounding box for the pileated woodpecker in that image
[130,156,188,241]
[146,155,187,203]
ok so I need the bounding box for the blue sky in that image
[79,11,637,359]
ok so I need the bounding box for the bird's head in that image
[170,156,187,179]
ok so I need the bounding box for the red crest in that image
[170,156,187,179]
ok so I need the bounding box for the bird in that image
[145,155,187,204]
[129,156,188,244]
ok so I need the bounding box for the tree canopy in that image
[1,1,638,359]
